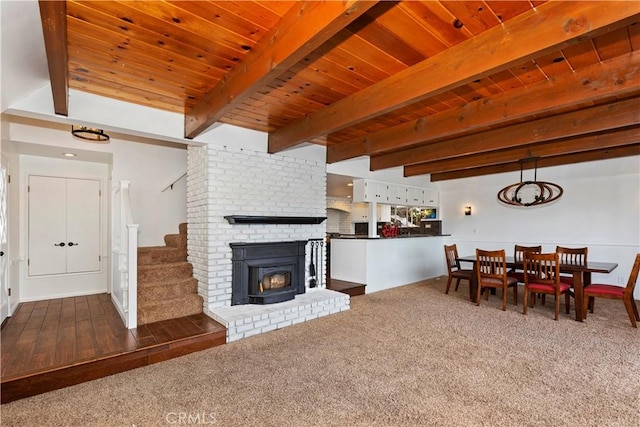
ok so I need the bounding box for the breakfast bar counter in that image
[329,235,446,294]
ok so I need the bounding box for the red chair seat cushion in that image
[527,282,571,294]
[584,284,625,298]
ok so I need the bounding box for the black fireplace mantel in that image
[225,215,326,225]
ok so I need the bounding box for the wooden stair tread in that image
[328,279,366,296]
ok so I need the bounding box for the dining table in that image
[457,255,618,322]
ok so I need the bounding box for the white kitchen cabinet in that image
[352,179,438,207]
[423,188,439,206]
[407,186,425,206]
[352,179,389,203]
[388,184,407,205]
[351,203,391,222]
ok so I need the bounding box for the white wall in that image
[437,156,640,298]
[8,121,187,246]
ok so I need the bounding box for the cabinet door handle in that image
[54,242,66,247]
[68,242,78,247]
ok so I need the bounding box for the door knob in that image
[0,251,4,256]
[68,242,78,247]
[54,242,66,247]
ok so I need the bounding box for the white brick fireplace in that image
[186,143,349,342]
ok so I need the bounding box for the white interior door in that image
[28,176,67,276]
[66,178,101,273]
[0,160,9,323]
[28,175,101,276]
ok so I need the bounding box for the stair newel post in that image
[111,180,139,328]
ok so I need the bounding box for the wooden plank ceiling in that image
[40,1,640,181]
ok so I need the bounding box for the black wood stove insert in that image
[230,241,307,305]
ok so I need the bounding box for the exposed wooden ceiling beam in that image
[268,1,640,152]
[39,0,68,116]
[328,51,640,163]
[370,97,640,170]
[429,144,640,182]
[184,1,378,139]
[405,127,640,177]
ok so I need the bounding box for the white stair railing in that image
[111,180,139,328]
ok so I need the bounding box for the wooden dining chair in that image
[555,246,588,285]
[523,252,571,320]
[582,253,640,328]
[444,244,473,294]
[476,249,518,310]
[509,245,542,283]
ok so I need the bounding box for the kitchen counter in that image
[330,236,446,294]
[330,234,450,239]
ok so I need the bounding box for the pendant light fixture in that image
[71,125,110,143]
[497,157,563,207]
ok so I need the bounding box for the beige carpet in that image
[2,277,639,427]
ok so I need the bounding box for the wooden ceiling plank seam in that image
[345,12,425,67]
[439,1,503,35]
[74,0,251,63]
[68,79,186,113]
[326,50,640,163]
[484,1,537,22]
[298,53,378,92]
[212,1,288,31]
[185,0,379,139]
[265,68,342,101]
[121,0,258,49]
[399,1,475,46]
[429,144,640,182]
[39,0,68,116]
[67,2,238,72]
[323,37,399,81]
[404,126,640,176]
[69,70,188,105]
[67,57,206,102]
[629,21,640,51]
[258,1,297,17]
[166,1,271,41]
[370,96,640,170]
[531,51,574,78]
[560,37,601,70]
[372,4,449,58]
[269,1,640,153]
[592,25,634,61]
[345,2,425,67]
[66,42,220,99]
[67,17,225,80]
[67,48,213,95]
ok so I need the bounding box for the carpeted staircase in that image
[137,223,203,325]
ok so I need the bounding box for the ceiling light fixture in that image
[71,125,110,143]
[497,157,563,207]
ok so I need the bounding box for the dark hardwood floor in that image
[1,293,226,403]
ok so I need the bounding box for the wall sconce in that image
[464,206,472,216]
